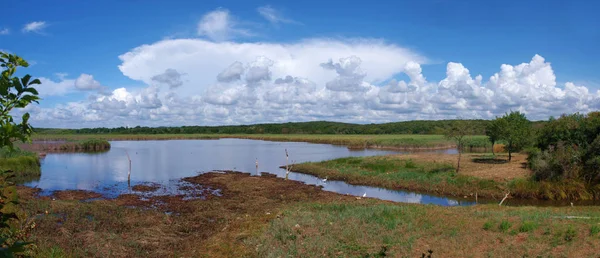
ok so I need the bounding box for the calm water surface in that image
[23,139,471,206]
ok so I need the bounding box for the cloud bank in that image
[22,38,600,128]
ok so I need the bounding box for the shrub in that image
[483,221,493,231]
[564,226,577,242]
[590,225,600,236]
[499,220,512,232]
[519,221,538,233]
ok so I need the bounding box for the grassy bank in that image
[17,172,600,257]
[0,147,41,183]
[33,133,491,150]
[291,154,599,201]
[291,155,506,199]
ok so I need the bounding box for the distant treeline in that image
[34,120,548,135]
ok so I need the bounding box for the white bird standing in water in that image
[362,192,367,198]
[322,177,328,182]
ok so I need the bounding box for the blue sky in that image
[1,0,599,127]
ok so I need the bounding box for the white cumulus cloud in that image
[21,37,600,128]
[22,21,47,34]
[75,74,102,90]
[197,9,251,41]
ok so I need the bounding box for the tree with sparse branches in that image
[445,120,472,173]
[485,117,507,156]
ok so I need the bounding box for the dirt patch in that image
[132,183,160,192]
[397,152,531,181]
[52,190,103,201]
[19,172,356,257]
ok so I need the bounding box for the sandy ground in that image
[396,152,530,181]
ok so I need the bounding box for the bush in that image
[590,225,600,236]
[564,226,577,242]
[483,221,493,231]
[530,112,600,188]
[499,220,512,232]
[519,221,538,232]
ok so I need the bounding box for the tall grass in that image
[18,139,111,152]
[70,139,111,151]
[0,147,41,183]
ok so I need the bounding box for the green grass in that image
[0,147,41,183]
[590,225,600,236]
[251,202,600,257]
[499,220,512,232]
[292,155,598,201]
[519,221,538,232]
[33,133,491,150]
[291,156,504,198]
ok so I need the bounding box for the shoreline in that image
[32,133,493,151]
[17,171,600,257]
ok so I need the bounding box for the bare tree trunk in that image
[456,151,461,173]
[491,141,495,156]
[125,150,132,188]
[499,192,510,206]
[285,149,289,180]
[508,142,513,161]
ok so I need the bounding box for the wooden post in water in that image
[255,158,259,175]
[285,149,289,180]
[125,150,132,188]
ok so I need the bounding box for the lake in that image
[23,138,472,206]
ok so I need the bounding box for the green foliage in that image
[529,112,600,189]
[33,119,542,135]
[519,221,538,232]
[485,118,507,155]
[564,226,577,242]
[590,225,600,236]
[0,51,41,149]
[0,171,31,256]
[0,147,41,184]
[498,220,512,232]
[498,111,532,161]
[0,51,40,256]
[483,221,493,231]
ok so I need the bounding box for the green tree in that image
[445,120,472,173]
[499,111,532,161]
[0,51,41,256]
[485,117,507,156]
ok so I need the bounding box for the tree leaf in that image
[23,87,39,95]
[20,74,31,89]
